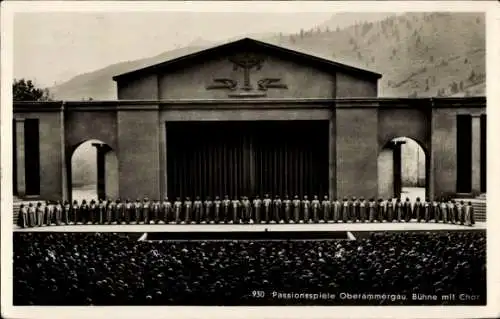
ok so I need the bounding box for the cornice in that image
[13,97,486,113]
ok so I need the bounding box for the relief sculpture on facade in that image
[206,52,288,97]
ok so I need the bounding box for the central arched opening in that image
[70,139,118,202]
[377,137,428,201]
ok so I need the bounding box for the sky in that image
[13,12,337,88]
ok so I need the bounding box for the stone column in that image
[15,119,26,197]
[471,115,481,194]
[92,143,111,200]
[392,141,405,199]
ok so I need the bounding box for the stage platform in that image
[13,221,486,233]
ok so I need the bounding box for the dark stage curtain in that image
[166,121,328,200]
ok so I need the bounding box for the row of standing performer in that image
[17,195,476,228]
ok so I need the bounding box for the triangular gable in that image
[113,37,381,82]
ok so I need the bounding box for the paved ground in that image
[14,221,485,232]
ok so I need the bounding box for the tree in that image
[13,79,52,101]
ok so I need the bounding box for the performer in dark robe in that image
[193,196,203,224]
[112,199,120,224]
[423,198,431,222]
[184,197,193,224]
[120,199,128,224]
[311,195,320,223]
[161,198,172,224]
[132,199,141,224]
[222,195,231,224]
[143,198,151,224]
[283,195,292,223]
[368,198,376,222]
[385,198,394,222]
[44,201,54,226]
[28,203,37,227]
[302,196,311,223]
[63,200,71,225]
[203,197,213,224]
[19,204,29,228]
[151,200,160,224]
[273,195,282,223]
[456,200,465,225]
[263,194,272,224]
[394,199,403,222]
[88,200,97,224]
[332,198,341,223]
[465,201,475,226]
[439,198,448,223]
[413,197,422,222]
[449,200,457,224]
[106,200,115,224]
[121,198,131,225]
[402,197,411,222]
[377,199,385,222]
[241,196,252,224]
[71,200,79,225]
[173,197,182,224]
[292,195,301,223]
[124,199,132,224]
[341,198,349,223]
[351,197,359,223]
[358,197,367,223]
[321,195,331,223]
[97,199,105,224]
[253,195,262,224]
[431,198,440,223]
[213,196,222,224]
[80,200,92,225]
[231,197,240,224]
[17,204,28,228]
[54,201,63,226]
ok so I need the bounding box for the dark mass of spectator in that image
[14,231,485,306]
[17,195,475,228]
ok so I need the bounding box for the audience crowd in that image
[14,231,485,305]
[17,195,476,228]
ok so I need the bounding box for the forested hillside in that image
[266,12,485,97]
[50,12,485,100]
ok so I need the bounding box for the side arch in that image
[66,139,119,202]
[377,136,429,201]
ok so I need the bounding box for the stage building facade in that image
[13,38,487,202]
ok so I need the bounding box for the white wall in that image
[377,148,394,199]
[105,151,119,200]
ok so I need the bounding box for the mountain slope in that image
[50,12,485,100]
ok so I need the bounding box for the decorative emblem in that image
[206,78,238,91]
[229,53,264,91]
[205,53,288,97]
[257,78,288,91]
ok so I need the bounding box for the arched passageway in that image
[377,137,428,201]
[70,139,118,202]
